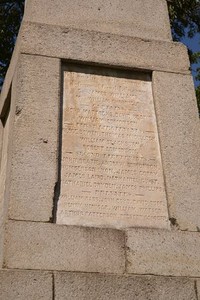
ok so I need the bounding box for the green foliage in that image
[0,0,24,86]
[168,0,200,115]
[168,0,200,40]
[196,85,200,113]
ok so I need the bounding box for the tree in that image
[0,0,24,87]
[196,86,200,113]
[0,0,200,114]
[167,0,200,113]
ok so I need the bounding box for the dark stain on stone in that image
[15,106,22,116]
[169,217,179,228]
[40,138,48,144]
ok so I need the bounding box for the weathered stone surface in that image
[57,65,169,229]
[0,73,17,266]
[8,54,60,222]
[0,111,10,266]
[153,72,200,231]
[5,220,125,273]
[20,22,189,74]
[0,270,52,300]
[54,271,197,300]
[24,0,171,41]
[196,280,200,300]
[0,121,4,264]
[126,228,200,277]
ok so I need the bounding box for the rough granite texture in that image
[196,280,200,300]
[0,1,200,298]
[153,72,200,231]
[54,272,197,300]
[19,22,189,74]
[0,66,19,266]
[126,228,200,277]
[8,54,60,222]
[5,220,125,274]
[24,0,171,41]
[0,270,52,300]
[0,116,10,266]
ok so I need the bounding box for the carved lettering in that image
[57,66,169,229]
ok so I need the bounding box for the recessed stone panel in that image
[57,65,169,229]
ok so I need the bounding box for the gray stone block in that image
[4,221,125,274]
[0,68,19,266]
[24,0,171,41]
[0,270,52,300]
[153,72,200,231]
[196,280,200,300]
[126,228,200,277]
[54,271,197,300]
[20,22,189,74]
[8,54,60,222]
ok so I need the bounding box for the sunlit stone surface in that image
[57,65,169,229]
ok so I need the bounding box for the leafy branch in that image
[168,0,200,113]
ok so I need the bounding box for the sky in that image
[182,33,200,88]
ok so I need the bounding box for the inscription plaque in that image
[57,65,169,229]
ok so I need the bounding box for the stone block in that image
[20,22,189,74]
[24,0,171,41]
[0,114,10,266]
[196,280,200,300]
[126,228,200,277]
[0,270,52,300]
[4,220,125,274]
[54,271,197,300]
[8,54,60,222]
[153,72,200,231]
[0,72,17,266]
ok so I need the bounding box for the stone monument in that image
[0,0,200,299]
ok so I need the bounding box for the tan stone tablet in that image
[57,65,169,229]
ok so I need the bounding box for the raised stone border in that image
[153,72,200,231]
[20,22,189,74]
[7,55,60,222]
[3,52,199,231]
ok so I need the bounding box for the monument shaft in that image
[0,0,200,299]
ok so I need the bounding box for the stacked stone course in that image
[0,1,200,299]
